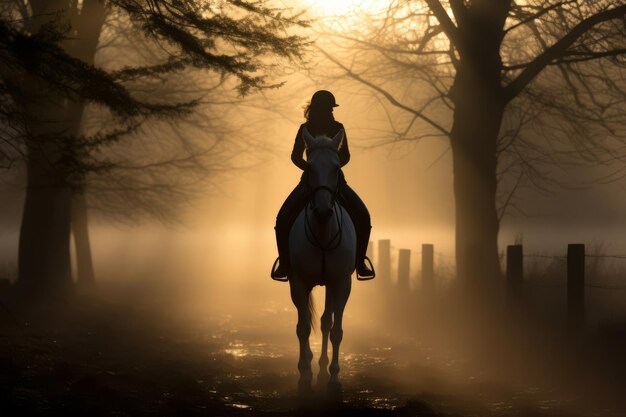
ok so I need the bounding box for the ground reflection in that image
[203,306,591,416]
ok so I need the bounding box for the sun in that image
[303,0,388,18]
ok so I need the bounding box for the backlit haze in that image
[1,1,626,415]
[1,44,625,314]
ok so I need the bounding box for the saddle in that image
[270,199,375,282]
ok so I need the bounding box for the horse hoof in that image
[317,370,330,387]
[298,381,314,397]
[327,379,342,393]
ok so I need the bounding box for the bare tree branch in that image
[425,0,460,47]
[505,4,626,101]
[316,46,450,136]
[506,1,577,34]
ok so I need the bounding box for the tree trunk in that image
[446,1,511,295]
[67,0,106,288]
[15,52,76,298]
[18,154,74,299]
[72,192,96,287]
[14,0,106,298]
[449,64,505,294]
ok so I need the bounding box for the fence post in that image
[506,245,523,300]
[567,243,585,331]
[397,249,410,293]
[378,239,391,285]
[421,244,434,291]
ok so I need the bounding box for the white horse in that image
[288,127,356,394]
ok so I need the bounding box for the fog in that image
[4,84,625,414]
[2,1,626,415]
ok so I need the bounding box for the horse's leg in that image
[290,278,313,394]
[328,276,352,391]
[317,289,333,386]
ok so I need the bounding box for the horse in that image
[287,127,357,395]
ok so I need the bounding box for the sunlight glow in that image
[304,0,388,18]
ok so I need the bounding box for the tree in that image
[0,0,305,299]
[317,0,626,290]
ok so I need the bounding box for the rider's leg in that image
[338,181,374,277]
[273,180,309,278]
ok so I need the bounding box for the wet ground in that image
[0,291,624,417]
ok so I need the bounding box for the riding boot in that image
[272,226,291,278]
[356,224,375,278]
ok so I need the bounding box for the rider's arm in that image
[339,126,351,167]
[291,125,308,171]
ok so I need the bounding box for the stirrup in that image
[270,257,289,282]
[356,256,376,281]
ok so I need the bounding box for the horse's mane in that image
[306,135,341,153]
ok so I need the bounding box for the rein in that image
[308,185,338,210]
[304,185,344,285]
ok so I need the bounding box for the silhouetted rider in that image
[272,90,374,279]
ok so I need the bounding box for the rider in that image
[272,90,375,279]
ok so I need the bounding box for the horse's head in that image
[303,127,344,224]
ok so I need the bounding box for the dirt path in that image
[0,297,618,416]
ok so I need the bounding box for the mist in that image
[1,1,626,416]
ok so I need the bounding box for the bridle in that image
[304,166,343,284]
[308,184,338,210]
[304,185,343,251]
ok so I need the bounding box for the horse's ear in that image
[332,129,344,150]
[302,126,316,149]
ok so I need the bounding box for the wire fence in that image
[372,240,626,290]
[524,252,626,262]
[520,250,626,290]
[372,239,626,328]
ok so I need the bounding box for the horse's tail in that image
[308,293,317,333]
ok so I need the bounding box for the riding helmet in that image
[310,90,339,108]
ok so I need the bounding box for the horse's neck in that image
[307,205,340,245]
